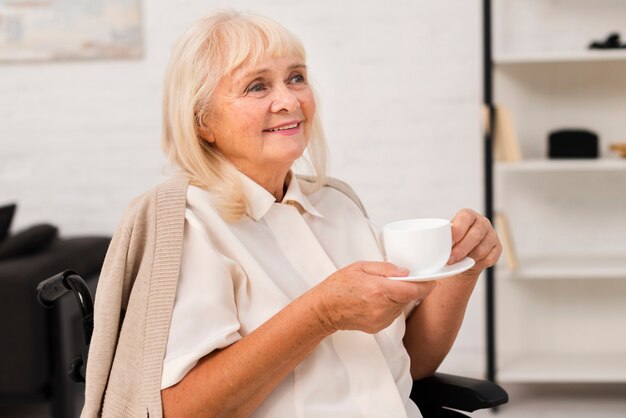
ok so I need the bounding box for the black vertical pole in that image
[483,0,496,384]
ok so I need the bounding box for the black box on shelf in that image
[548,129,599,159]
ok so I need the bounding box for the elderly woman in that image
[82,10,501,418]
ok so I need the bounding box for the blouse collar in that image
[237,170,323,221]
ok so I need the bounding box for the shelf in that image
[496,159,626,173]
[498,352,626,383]
[486,1,626,386]
[495,49,626,65]
[500,254,626,280]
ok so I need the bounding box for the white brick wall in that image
[0,0,485,376]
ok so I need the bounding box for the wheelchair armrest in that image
[410,372,508,413]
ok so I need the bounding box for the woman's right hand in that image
[310,261,437,334]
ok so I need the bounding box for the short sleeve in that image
[161,208,242,389]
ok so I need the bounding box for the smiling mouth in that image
[264,122,300,133]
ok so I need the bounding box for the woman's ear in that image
[197,110,216,143]
[198,127,216,144]
[197,119,215,144]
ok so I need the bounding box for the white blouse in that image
[162,172,421,418]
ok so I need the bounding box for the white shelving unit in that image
[491,0,626,384]
[495,49,626,65]
[500,254,626,280]
[498,353,626,383]
[497,159,626,173]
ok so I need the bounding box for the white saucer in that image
[387,257,476,282]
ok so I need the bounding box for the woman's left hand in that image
[448,208,501,276]
[404,209,500,378]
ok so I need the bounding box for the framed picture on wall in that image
[0,0,142,61]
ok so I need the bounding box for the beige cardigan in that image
[82,174,189,417]
[81,174,366,418]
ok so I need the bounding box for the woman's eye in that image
[290,73,305,84]
[246,82,265,93]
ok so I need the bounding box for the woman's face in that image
[201,53,316,179]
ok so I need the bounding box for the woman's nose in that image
[270,84,299,113]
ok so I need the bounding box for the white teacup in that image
[383,218,452,276]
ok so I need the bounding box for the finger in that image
[467,234,497,262]
[464,244,502,276]
[450,221,488,263]
[450,209,478,245]
[481,241,502,268]
[357,261,409,277]
[384,280,436,304]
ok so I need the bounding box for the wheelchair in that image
[37,270,508,418]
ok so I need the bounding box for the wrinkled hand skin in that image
[311,261,437,334]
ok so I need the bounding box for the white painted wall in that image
[0,0,485,376]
